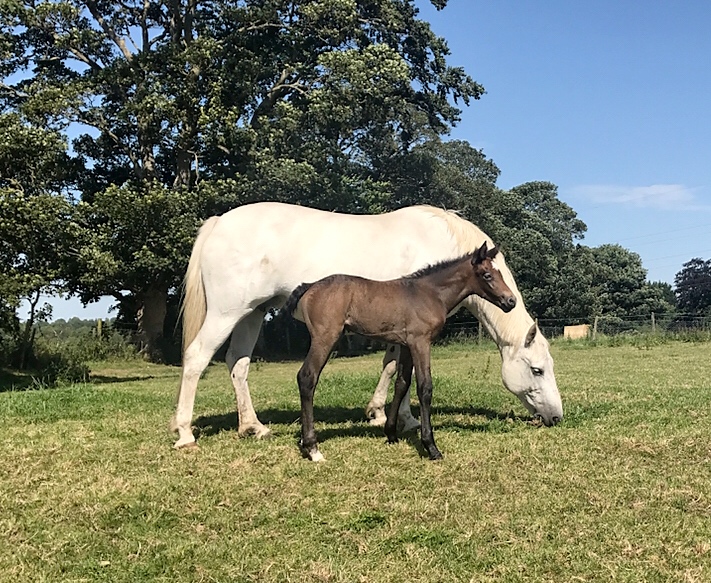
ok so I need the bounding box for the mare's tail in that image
[180,216,220,354]
[283,282,313,317]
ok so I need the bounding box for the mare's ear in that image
[524,323,537,348]
[472,242,489,265]
[487,245,499,259]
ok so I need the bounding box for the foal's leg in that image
[366,345,420,432]
[410,340,442,460]
[225,310,271,439]
[384,346,413,444]
[297,328,341,462]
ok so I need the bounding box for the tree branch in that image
[84,0,134,62]
[75,113,143,179]
[250,69,307,129]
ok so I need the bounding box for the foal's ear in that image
[487,245,499,259]
[472,242,489,265]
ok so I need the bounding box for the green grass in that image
[2,342,711,582]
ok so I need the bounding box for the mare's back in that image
[199,203,465,286]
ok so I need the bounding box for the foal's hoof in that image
[309,450,325,462]
[428,451,443,461]
[301,447,325,462]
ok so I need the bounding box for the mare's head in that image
[470,243,517,313]
[500,323,563,427]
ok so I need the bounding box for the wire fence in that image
[440,312,711,342]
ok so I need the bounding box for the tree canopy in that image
[2,0,483,359]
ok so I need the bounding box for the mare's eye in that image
[483,272,492,281]
[531,367,544,377]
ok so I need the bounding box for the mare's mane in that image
[414,205,536,346]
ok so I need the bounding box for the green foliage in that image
[674,257,711,315]
[0,114,78,365]
[2,0,485,360]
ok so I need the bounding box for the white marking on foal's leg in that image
[309,449,325,463]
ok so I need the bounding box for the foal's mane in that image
[413,205,536,346]
[403,254,471,279]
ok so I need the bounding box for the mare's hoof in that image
[428,451,443,461]
[238,424,273,439]
[385,436,399,445]
[365,404,387,426]
[174,440,199,451]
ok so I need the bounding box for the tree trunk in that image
[136,285,168,362]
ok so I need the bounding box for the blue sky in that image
[417,0,711,281]
[44,0,711,321]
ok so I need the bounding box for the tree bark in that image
[136,285,168,362]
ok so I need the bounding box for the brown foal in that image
[284,242,516,461]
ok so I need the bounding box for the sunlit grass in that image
[2,342,710,582]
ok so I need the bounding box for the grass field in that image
[1,340,711,582]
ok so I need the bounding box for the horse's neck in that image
[422,263,478,314]
[463,294,534,349]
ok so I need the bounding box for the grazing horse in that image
[286,243,516,461]
[171,202,563,450]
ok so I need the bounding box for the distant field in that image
[1,341,710,582]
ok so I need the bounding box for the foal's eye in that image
[531,367,544,377]
[483,272,492,281]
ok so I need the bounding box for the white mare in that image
[171,202,563,448]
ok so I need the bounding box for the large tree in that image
[0,113,77,366]
[1,0,483,359]
[675,257,711,316]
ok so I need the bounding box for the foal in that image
[285,242,516,462]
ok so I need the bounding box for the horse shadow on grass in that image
[193,404,535,458]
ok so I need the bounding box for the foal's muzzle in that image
[500,295,516,312]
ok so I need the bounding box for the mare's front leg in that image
[410,340,442,460]
[384,346,413,444]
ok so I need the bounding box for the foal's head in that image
[470,243,517,312]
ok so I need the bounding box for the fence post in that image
[478,320,482,344]
[97,318,103,339]
[651,312,656,333]
[592,316,599,340]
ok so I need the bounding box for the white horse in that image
[171,202,563,449]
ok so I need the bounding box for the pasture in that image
[2,340,710,582]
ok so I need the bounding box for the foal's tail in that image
[283,282,313,317]
[180,216,220,354]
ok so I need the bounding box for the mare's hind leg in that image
[172,311,243,449]
[366,344,420,432]
[226,310,271,439]
[365,345,398,425]
[384,346,413,444]
[297,329,342,462]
